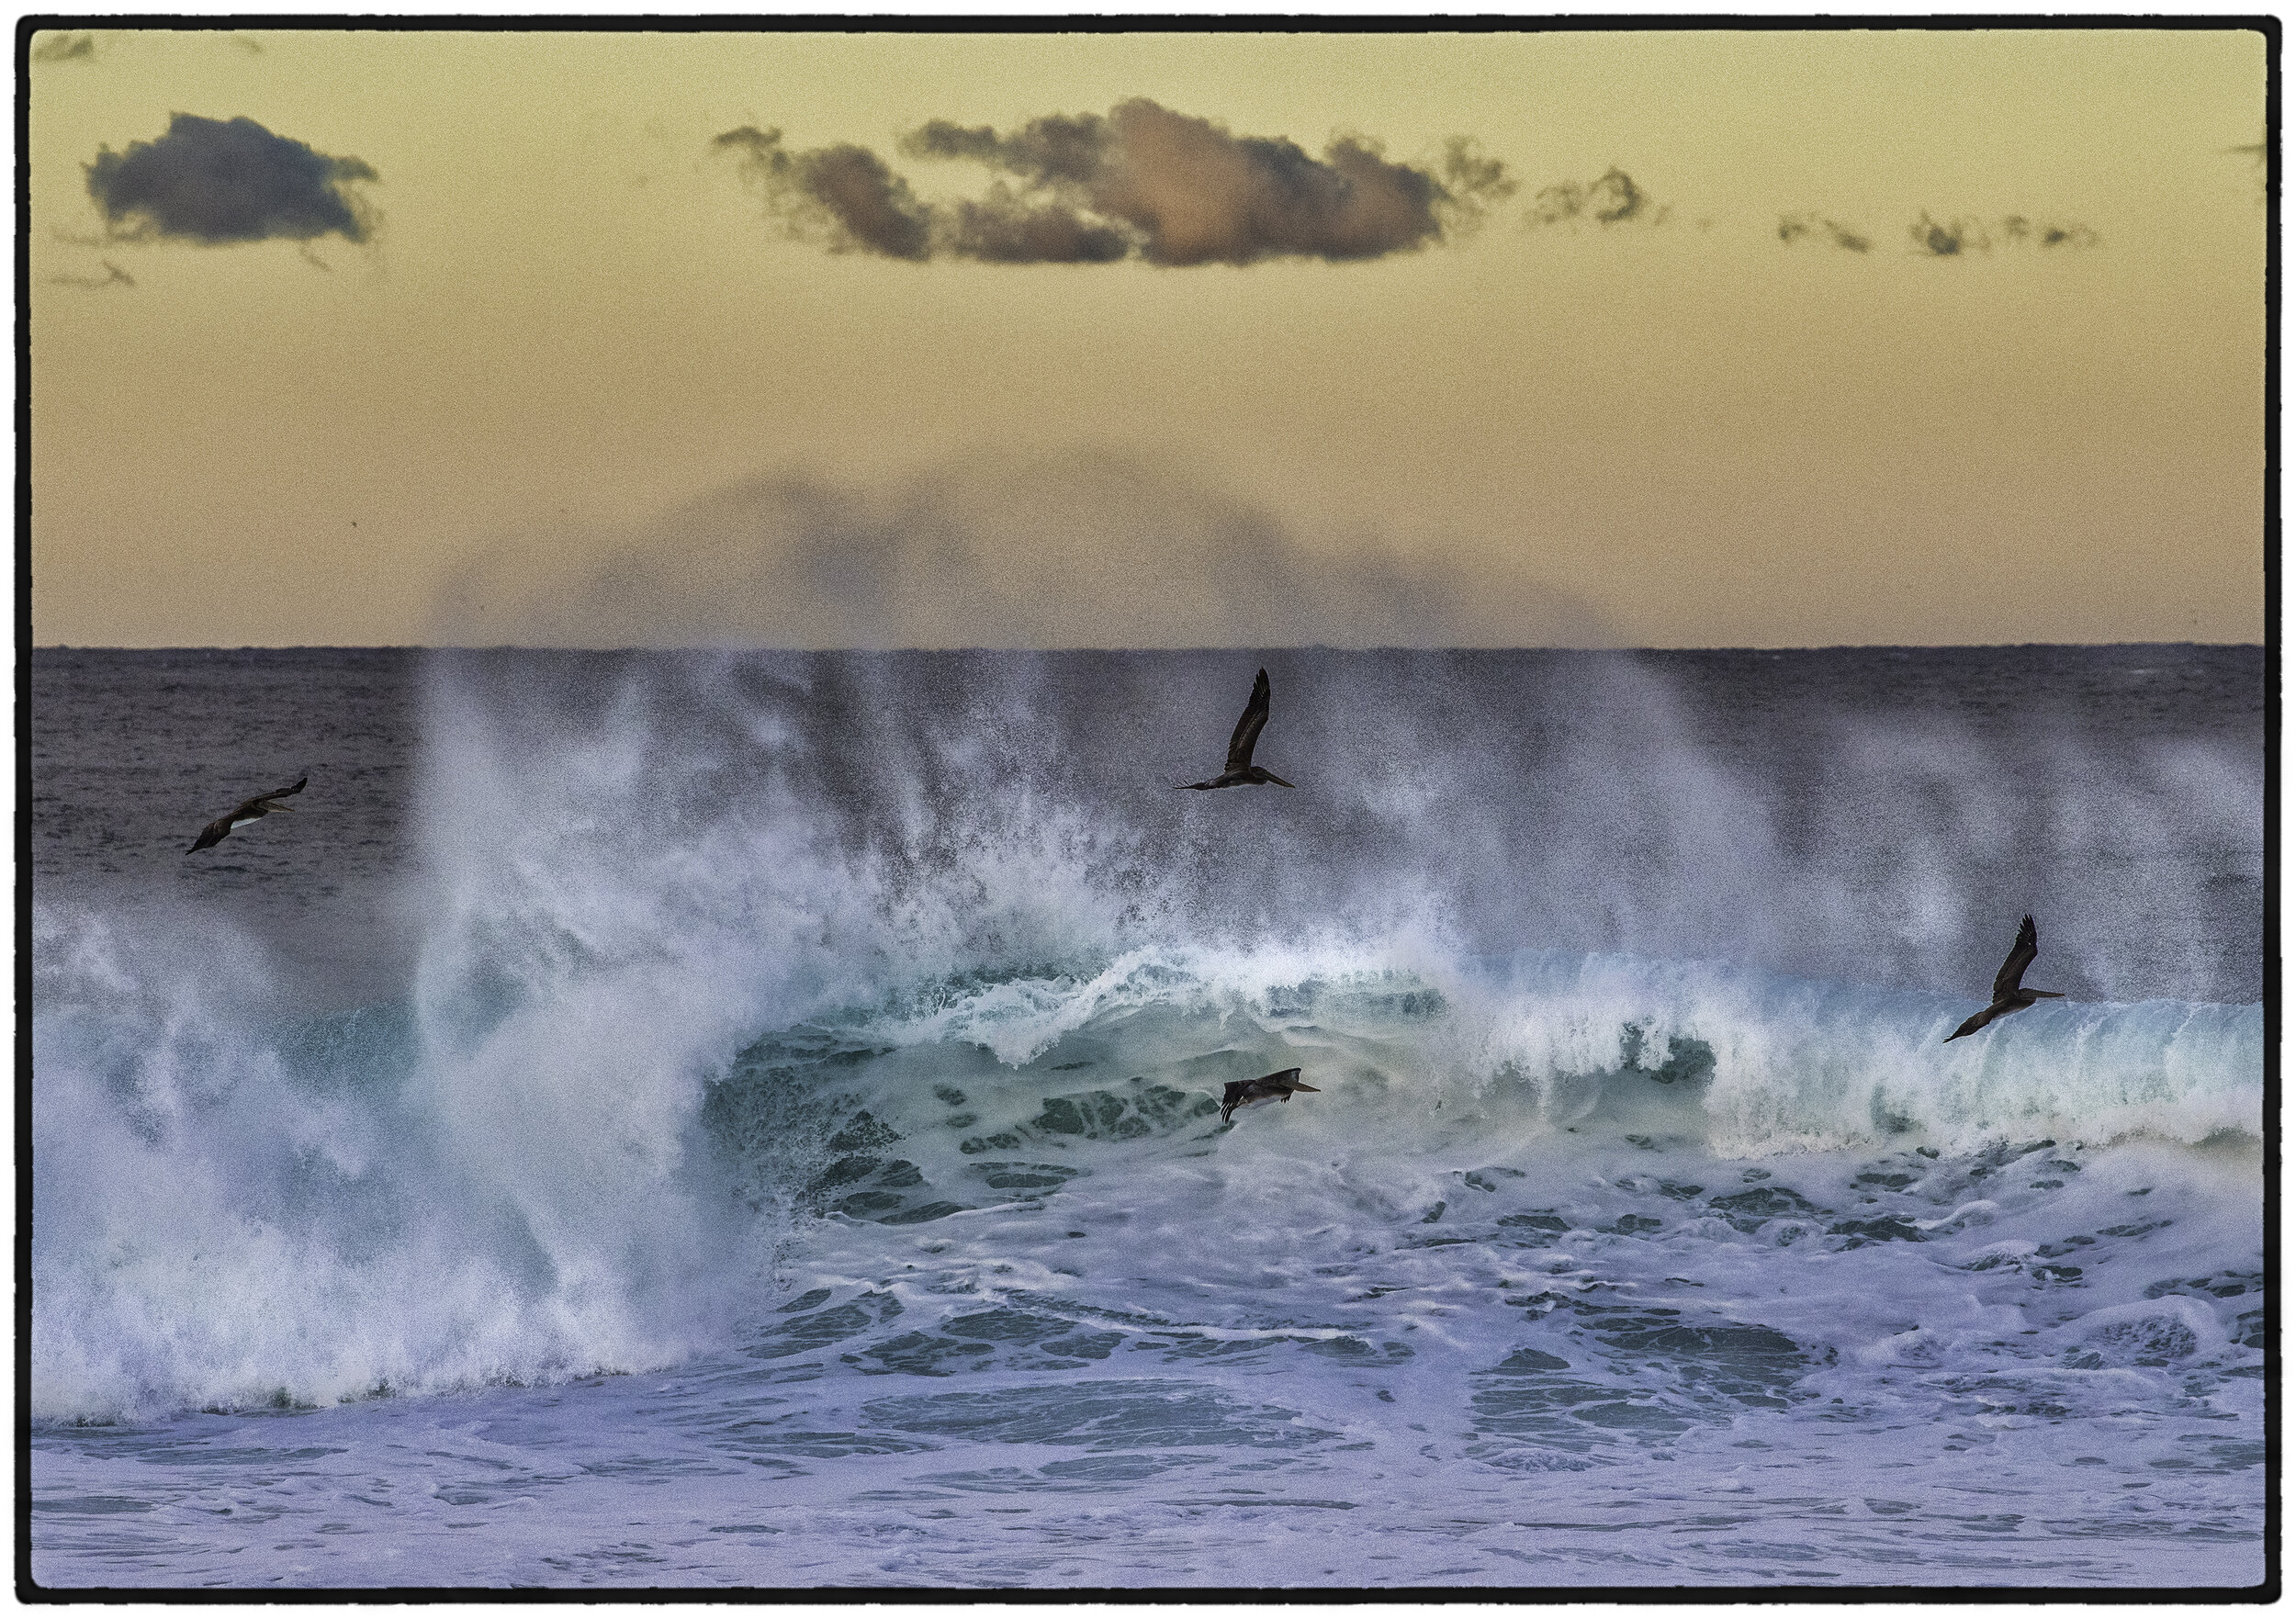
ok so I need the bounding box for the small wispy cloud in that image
[1998,214,2098,249]
[1909,213,1979,256]
[1525,168,1666,230]
[716,99,1515,267]
[31,31,95,64]
[1909,210,2098,256]
[47,260,134,291]
[1777,212,1871,253]
[85,113,378,246]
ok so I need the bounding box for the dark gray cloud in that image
[48,259,134,291]
[1998,214,2099,250]
[940,187,1131,264]
[1910,211,1979,255]
[433,455,1606,649]
[32,32,94,63]
[717,99,1514,267]
[85,113,377,246]
[713,127,931,259]
[1909,209,2098,256]
[1777,212,1871,252]
[1525,167,1665,229]
[903,110,1110,186]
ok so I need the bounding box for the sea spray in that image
[31,643,2259,1423]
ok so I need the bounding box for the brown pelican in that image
[1179,669,1294,791]
[187,776,307,853]
[1944,914,2064,1041]
[1220,1067,1320,1124]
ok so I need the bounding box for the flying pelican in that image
[1944,914,2064,1041]
[1179,668,1294,791]
[1219,1067,1321,1125]
[187,776,307,854]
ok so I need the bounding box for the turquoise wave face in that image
[709,944,2261,1195]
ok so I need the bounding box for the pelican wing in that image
[1225,669,1272,770]
[1945,1003,2002,1042]
[187,814,237,853]
[225,776,309,820]
[1991,914,2040,1002]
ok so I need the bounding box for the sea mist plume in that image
[411,637,2260,1010]
[29,878,766,1422]
[433,455,1604,650]
[85,113,377,246]
[415,644,2262,1068]
[1320,650,2262,1006]
[413,646,2262,1142]
[718,100,1514,265]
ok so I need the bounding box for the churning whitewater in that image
[28,646,2264,1589]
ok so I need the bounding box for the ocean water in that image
[27,645,2268,1591]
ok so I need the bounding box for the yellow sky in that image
[28,25,2268,646]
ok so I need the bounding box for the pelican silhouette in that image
[1944,914,2064,1040]
[1219,1067,1320,1124]
[1179,669,1294,791]
[187,776,307,853]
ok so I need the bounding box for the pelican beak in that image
[1265,773,1295,789]
[1292,1082,1319,1092]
